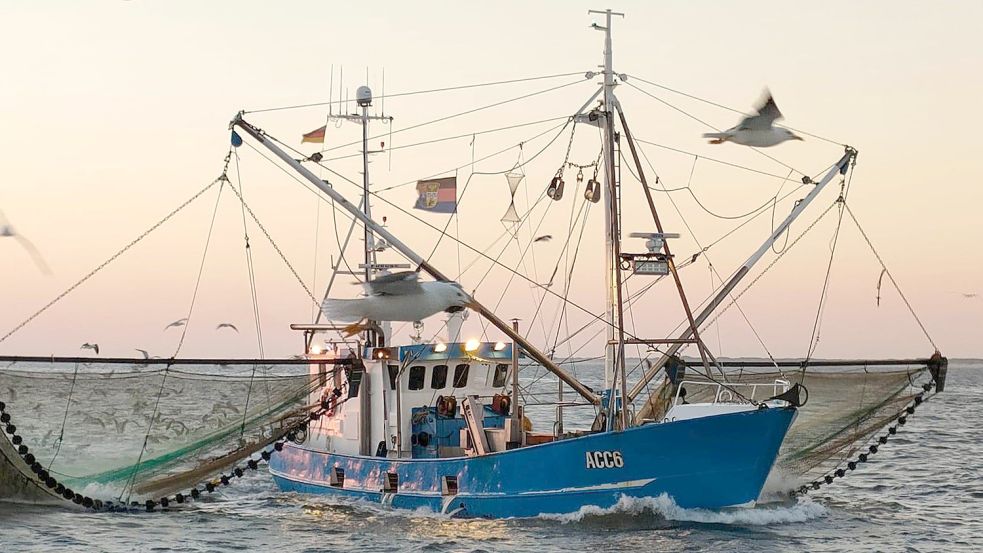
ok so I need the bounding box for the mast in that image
[589,8,625,421]
[232,115,601,405]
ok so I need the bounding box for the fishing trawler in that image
[242,10,810,518]
[0,9,946,518]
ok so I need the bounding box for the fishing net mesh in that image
[0,358,932,504]
[0,360,324,503]
[643,363,931,486]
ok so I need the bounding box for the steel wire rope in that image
[803,166,853,365]
[255,123,650,350]
[625,74,846,147]
[244,71,589,114]
[121,167,230,503]
[843,204,938,352]
[231,152,273,435]
[46,361,80,470]
[475,120,578,339]
[623,81,808,178]
[265,122,615,328]
[312,78,589,157]
[375,120,570,194]
[629,142,786,372]
[631,138,795,181]
[0,174,227,345]
[701,200,838,332]
[318,116,570,164]
[624,140,802,221]
[172,172,227,358]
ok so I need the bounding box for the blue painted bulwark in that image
[270,407,796,518]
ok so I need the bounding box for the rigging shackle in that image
[547,175,565,200]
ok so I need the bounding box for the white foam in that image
[538,493,827,525]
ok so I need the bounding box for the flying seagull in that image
[164,318,188,331]
[961,292,979,299]
[703,91,803,147]
[0,210,51,274]
[533,235,553,243]
[135,348,150,359]
[322,271,472,335]
[216,323,239,332]
[80,343,100,355]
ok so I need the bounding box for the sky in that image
[0,1,981,361]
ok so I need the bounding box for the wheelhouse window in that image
[408,366,426,390]
[388,365,399,390]
[493,364,509,388]
[453,364,469,388]
[431,364,448,389]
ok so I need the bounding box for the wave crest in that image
[538,494,827,525]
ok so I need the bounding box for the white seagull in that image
[322,271,471,336]
[703,91,802,147]
[0,210,51,274]
[81,343,100,355]
[163,318,188,331]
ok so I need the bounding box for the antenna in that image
[328,65,334,117]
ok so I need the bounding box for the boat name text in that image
[585,451,624,469]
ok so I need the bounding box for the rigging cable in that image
[844,203,939,352]
[244,71,590,114]
[314,77,589,157]
[627,142,783,374]
[625,74,846,147]
[0,174,227,345]
[804,160,854,364]
[123,156,231,503]
[232,151,273,434]
[624,80,808,178]
[172,166,227,358]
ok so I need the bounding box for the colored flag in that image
[414,177,457,213]
[302,125,326,144]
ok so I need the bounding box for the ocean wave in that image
[538,493,827,525]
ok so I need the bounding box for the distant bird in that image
[322,271,471,335]
[960,292,979,299]
[533,235,553,243]
[703,91,803,147]
[135,348,151,360]
[216,323,239,333]
[164,318,188,331]
[80,343,100,355]
[0,210,51,274]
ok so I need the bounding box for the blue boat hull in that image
[270,407,796,518]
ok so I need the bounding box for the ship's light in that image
[464,338,480,352]
[309,344,323,355]
[493,341,507,352]
[433,342,448,353]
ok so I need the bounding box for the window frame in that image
[407,365,426,391]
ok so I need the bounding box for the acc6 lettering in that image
[585,450,624,469]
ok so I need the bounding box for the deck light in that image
[464,338,480,352]
[434,342,448,353]
[493,341,507,352]
[309,344,322,355]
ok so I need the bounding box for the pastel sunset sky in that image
[1,1,980,360]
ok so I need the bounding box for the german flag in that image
[302,125,326,144]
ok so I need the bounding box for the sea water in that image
[0,361,979,552]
